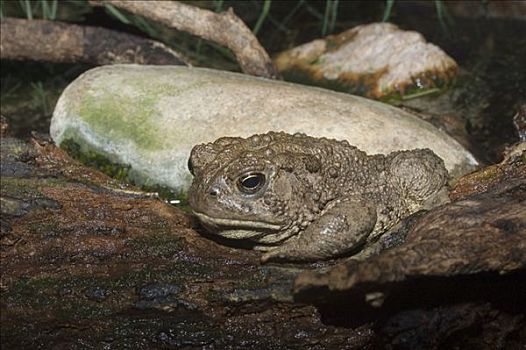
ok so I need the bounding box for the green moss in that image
[141,181,184,204]
[127,233,183,258]
[61,138,187,203]
[121,217,179,262]
[27,221,60,236]
[173,191,192,213]
[0,177,53,199]
[62,138,133,182]
[139,185,191,212]
[468,167,501,181]
[4,276,117,321]
[236,270,269,290]
[75,76,202,153]
[4,276,64,309]
[0,138,34,157]
[78,93,165,152]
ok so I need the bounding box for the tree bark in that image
[1,120,525,349]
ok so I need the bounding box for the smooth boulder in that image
[50,65,478,194]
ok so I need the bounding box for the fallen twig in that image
[89,0,279,79]
[0,17,189,66]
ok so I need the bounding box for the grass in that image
[382,0,395,22]
[103,3,131,25]
[1,0,463,131]
[0,76,22,99]
[322,0,339,36]
[0,1,458,58]
[0,0,90,21]
[16,0,57,20]
[40,0,57,20]
[213,0,224,13]
[435,0,455,34]
[253,0,272,36]
[381,0,455,32]
[30,81,52,116]
[18,0,33,19]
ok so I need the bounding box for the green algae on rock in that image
[50,65,477,195]
[274,23,458,100]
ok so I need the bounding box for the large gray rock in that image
[50,65,478,194]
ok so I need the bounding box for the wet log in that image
[294,144,526,348]
[0,18,189,65]
[89,0,279,79]
[1,119,524,348]
[0,127,367,349]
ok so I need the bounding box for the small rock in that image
[84,286,109,301]
[138,283,181,300]
[134,283,193,311]
[275,23,458,100]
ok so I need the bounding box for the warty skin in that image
[188,132,448,263]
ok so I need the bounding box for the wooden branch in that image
[2,126,524,349]
[0,17,189,65]
[89,0,280,79]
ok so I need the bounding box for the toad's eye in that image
[237,173,265,194]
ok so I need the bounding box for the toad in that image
[188,132,448,263]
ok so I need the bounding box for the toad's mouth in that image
[192,211,283,237]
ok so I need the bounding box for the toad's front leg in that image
[261,198,377,263]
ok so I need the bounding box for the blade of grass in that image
[41,0,50,20]
[329,0,339,34]
[133,15,159,38]
[304,3,324,21]
[266,15,290,33]
[321,0,339,36]
[279,0,305,28]
[196,38,203,55]
[481,0,490,17]
[322,0,331,36]
[266,0,305,33]
[1,81,22,99]
[104,3,131,24]
[30,81,51,116]
[213,0,224,13]
[382,0,394,22]
[205,41,237,63]
[19,0,33,20]
[435,0,453,34]
[253,0,271,36]
[50,0,58,20]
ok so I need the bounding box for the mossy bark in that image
[1,127,524,349]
